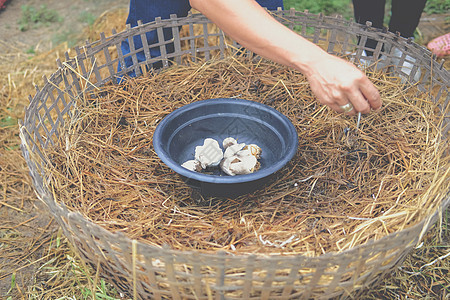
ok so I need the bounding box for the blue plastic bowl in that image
[153,98,298,197]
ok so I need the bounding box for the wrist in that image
[289,45,330,77]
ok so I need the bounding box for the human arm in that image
[189,0,381,114]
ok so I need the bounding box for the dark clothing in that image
[389,0,427,38]
[352,0,427,55]
[119,0,284,78]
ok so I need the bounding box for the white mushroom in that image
[194,138,224,169]
[241,144,262,159]
[220,156,238,176]
[223,142,246,159]
[181,137,262,176]
[223,137,238,149]
[220,154,260,176]
[181,160,202,172]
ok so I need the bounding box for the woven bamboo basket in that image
[20,9,449,299]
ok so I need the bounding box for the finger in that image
[343,103,357,116]
[312,88,347,113]
[325,81,369,115]
[340,81,371,114]
[359,78,382,110]
[315,94,351,115]
[347,90,370,114]
[327,89,356,114]
[332,91,350,107]
[328,102,346,114]
[335,98,357,116]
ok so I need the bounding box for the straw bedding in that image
[45,55,449,256]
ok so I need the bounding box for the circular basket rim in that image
[17,9,450,298]
[19,7,450,261]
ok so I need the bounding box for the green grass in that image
[52,29,79,48]
[424,0,450,14]
[283,0,353,19]
[0,116,16,128]
[7,273,15,298]
[284,0,449,20]
[27,232,128,300]
[25,46,35,55]
[0,108,17,128]
[18,5,62,31]
[79,11,96,26]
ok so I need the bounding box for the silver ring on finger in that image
[340,103,354,113]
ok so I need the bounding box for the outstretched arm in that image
[189,0,381,114]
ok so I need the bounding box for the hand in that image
[190,0,382,115]
[305,54,381,115]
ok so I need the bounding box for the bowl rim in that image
[153,98,298,184]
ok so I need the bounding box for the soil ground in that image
[0,0,448,298]
[0,0,128,297]
[0,0,128,51]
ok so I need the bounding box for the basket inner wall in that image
[20,10,450,299]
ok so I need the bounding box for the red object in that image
[427,33,450,58]
[0,0,9,10]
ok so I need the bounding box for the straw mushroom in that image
[223,142,246,159]
[194,138,224,169]
[220,137,262,175]
[220,154,260,176]
[240,144,262,159]
[181,160,202,172]
[223,137,238,149]
[181,137,262,175]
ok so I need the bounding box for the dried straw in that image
[0,8,129,298]
[44,54,449,257]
